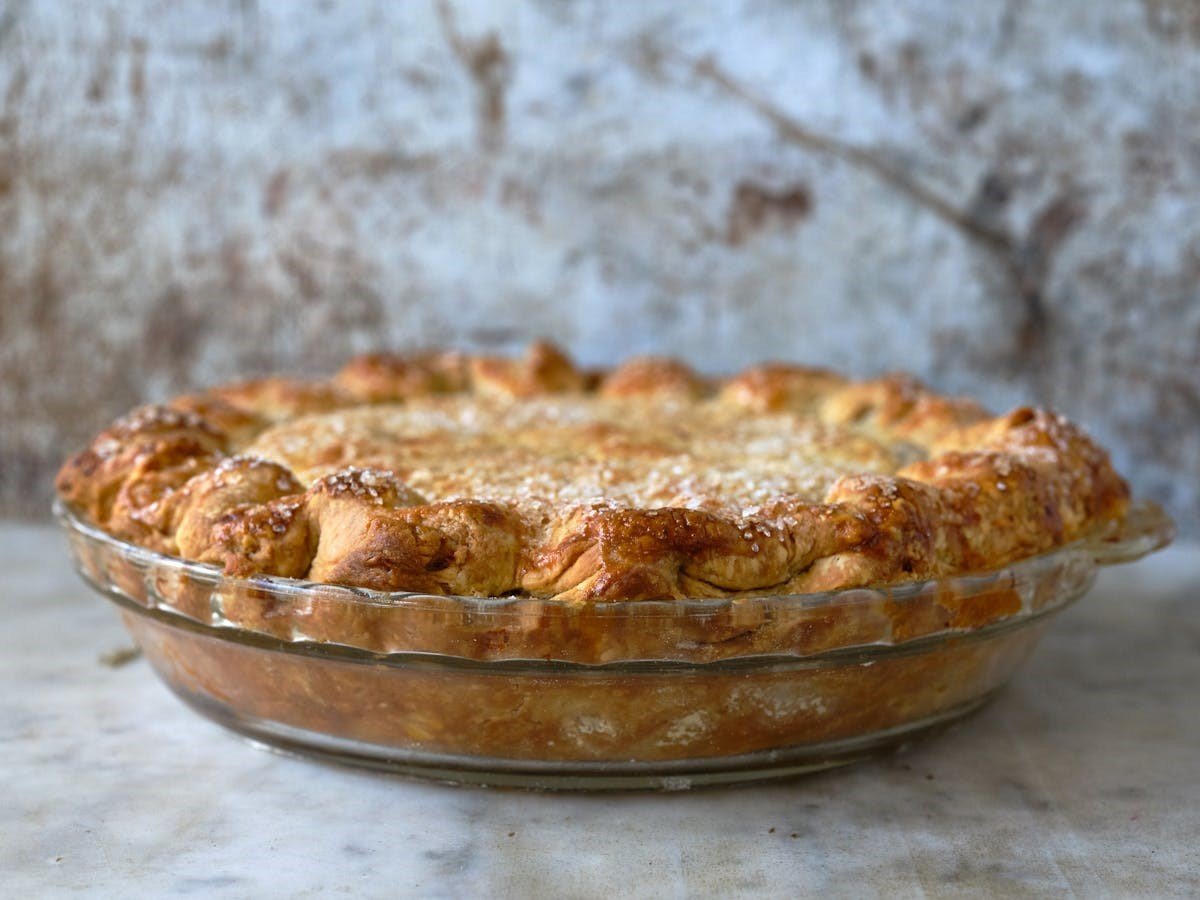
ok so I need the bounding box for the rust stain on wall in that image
[725,181,812,245]
[436,0,512,152]
[261,167,290,217]
[1142,0,1200,43]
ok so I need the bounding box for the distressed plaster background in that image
[0,0,1197,531]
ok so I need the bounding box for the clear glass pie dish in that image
[56,500,1173,791]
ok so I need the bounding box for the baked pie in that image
[57,342,1157,784]
[58,340,1129,602]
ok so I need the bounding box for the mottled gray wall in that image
[1,0,1198,532]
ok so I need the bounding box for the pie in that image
[57,340,1130,603]
[57,342,1141,771]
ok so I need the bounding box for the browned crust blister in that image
[57,342,1130,621]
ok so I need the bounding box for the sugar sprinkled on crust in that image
[246,397,901,520]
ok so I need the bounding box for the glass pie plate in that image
[56,500,1173,791]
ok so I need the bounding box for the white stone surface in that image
[2,521,1197,898]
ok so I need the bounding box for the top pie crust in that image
[56,342,1130,601]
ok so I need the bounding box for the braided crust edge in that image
[57,342,1129,607]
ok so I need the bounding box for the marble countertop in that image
[2,522,1197,898]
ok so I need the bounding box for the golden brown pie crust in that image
[57,341,1129,603]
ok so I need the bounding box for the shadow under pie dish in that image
[55,343,1175,789]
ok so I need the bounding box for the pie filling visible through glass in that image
[56,341,1130,603]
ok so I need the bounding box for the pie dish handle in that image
[1083,499,1175,567]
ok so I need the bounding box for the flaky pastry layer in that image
[57,342,1129,602]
